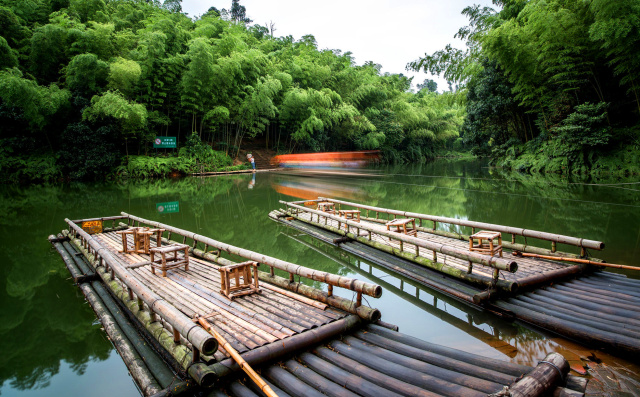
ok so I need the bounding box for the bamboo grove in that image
[410,0,640,175]
[0,0,465,182]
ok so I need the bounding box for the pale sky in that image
[181,0,496,91]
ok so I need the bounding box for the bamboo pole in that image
[335,337,502,394]
[495,301,640,355]
[122,212,382,298]
[77,283,163,396]
[196,316,279,397]
[363,324,532,377]
[282,359,361,397]
[318,197,605,251]
[513,251,639,270]
[262,366,324,397]
[508,353,569,397]
[298,351,406,397]
[282,201,517,273]
[206,315,361,379]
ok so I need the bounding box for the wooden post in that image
[356,292,362,308]
[173,327,181,344]
[551,241,556,253]
[327,285,333,297]
[196,317,279,397]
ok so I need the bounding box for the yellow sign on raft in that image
[82,220,103,235]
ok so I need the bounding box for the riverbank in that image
[491,141,640,177]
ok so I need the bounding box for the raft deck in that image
[272,198,640,357]
[50,214,588,396]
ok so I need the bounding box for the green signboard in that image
[153,136,177,148]
[156,201,179,214]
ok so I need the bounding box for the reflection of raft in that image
[50,214,585,396]
[271,197,640,357]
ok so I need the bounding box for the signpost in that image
[153,137,177,149]
[156,201,179,214]
[82,220,103,234]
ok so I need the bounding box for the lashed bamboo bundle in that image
[282,201,517,273]
[122,212,382,299]
[318,197,604,251]
[65,218,218,357]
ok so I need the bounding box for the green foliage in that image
[552,102,611,149]
[58,122,120,179]
[0,69,70,129]
[65,53,108,96]
[0,147,61,183]
[107,57,141,95]
[419,0,640,174]
[83,90,147,135]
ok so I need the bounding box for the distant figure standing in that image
[247,153,256,172]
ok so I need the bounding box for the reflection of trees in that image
[0,185,114,392]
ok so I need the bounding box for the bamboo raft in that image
[271,198,640,357]
[50,214,587,396]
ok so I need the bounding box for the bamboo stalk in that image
[78,282,163,396]
[122,212,382,298]
[318,197,604,251]
[313,346,442,397]
[363,324,531,377]
[282,359,360,397]
[513,251,637,270]
[508,353,569,397]
[261,283,328,310]
[336,337,502,394]
[206,315,361,379]
[262,366,324,397]
[196,316,279,397]
[298,352,405,397]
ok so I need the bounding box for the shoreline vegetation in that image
[1,1,638,183]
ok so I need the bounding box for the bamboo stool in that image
[316,201,336,214]
[219,261,260,299]
[116,229,136,253]
[339,210,361,222]
[150,243,189,277]
[469,230,503,257]
[386,218,417,239]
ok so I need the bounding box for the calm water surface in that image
[1,159,639,395]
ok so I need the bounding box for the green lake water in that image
[1,159,639,396]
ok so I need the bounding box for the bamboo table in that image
[117,227,165,255]
[316,202,336,214]
[150,243,189,277]
[469,230,503,257]
[219,261,260,299]
[386,218,417,238]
